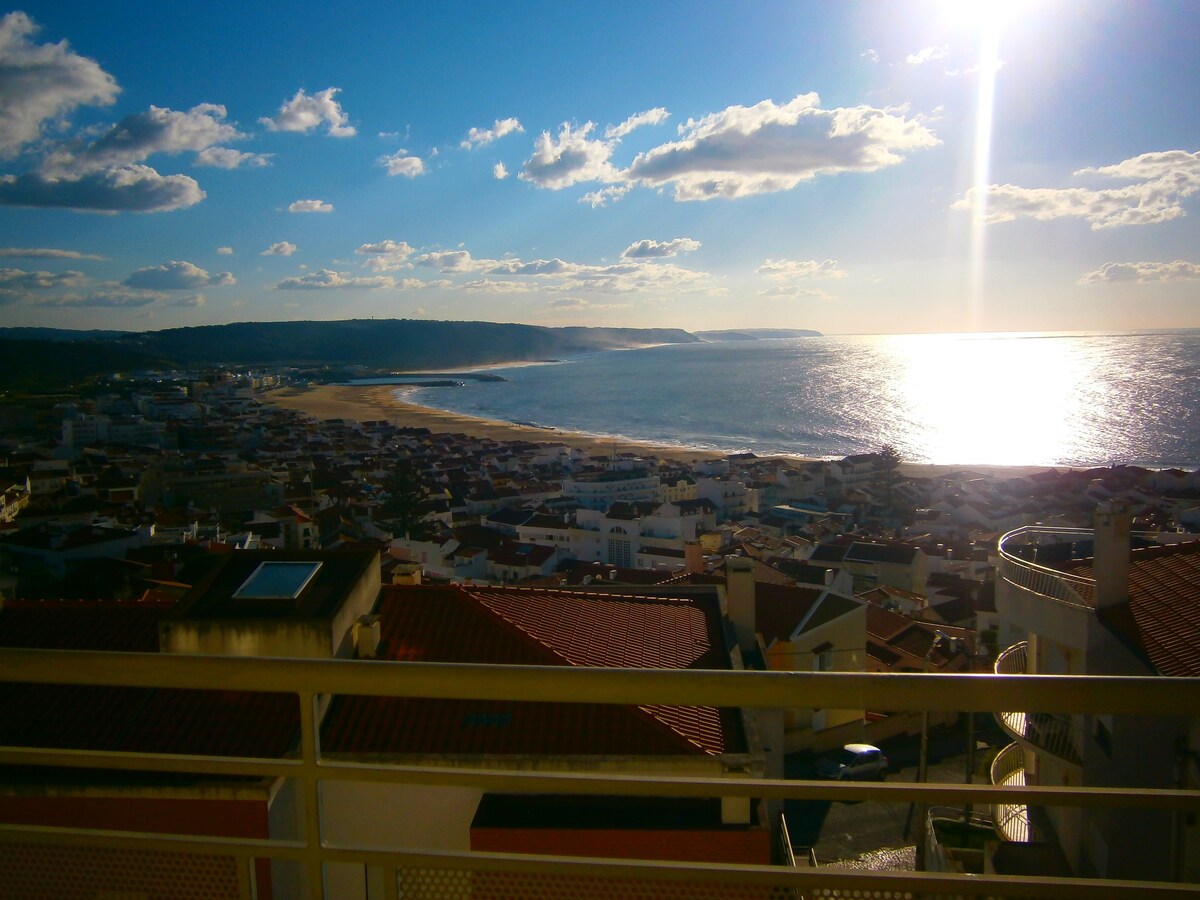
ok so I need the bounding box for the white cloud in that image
[461,117,523,149]
[624,93,940,201]
[356,239,414,271]
[757,284,835,300]
[461,278,534,293]
[605,107,670,139]
[124,260,234,290]
[216,246,233,255]
[41,284,164,308]
[621,237,701,259]
[0,165,204,213]
[581,184,632,207]
[861,48,880,63]
[758,258,846,279]
[260,87,355,137]
[196,146,271,168]
[288,199,333,213]
[43,104,244,176]
[262,241,297,256]
[493,161,508,180]
[520,122,620,190]
[1078,260,1200,284]
[380,150,425,177]
[954,150,1200,229]
[413,245,711,295]
[0,247,105,260]
[0,267,86,291]
[168,293,204,308]
[906,45,949,65]
[0,12,119,159]
[276,268,395,290]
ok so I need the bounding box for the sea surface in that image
[397,330,1200,469]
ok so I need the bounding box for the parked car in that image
[815,743,889,780]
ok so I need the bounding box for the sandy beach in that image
[267,384,726,464]
[265,384,1052,480]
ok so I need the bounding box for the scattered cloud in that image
[413,245,711,295]
[861,48,880,64]
[0,12,119,159]
[276,268,395,289]
[262,241,297,256]
[356,239,414,271]
[757,284,835,300]
[461,278,534,293]
[167,293,205,308]
[0,165,204,212]
[493,161,508,180]
[520,122,620,189]
[580,184,631,207]
[196,146,271,168]
[1078,260,1200,284]
[954,150,1200,229]
[0,267,86,291]
[906,45,949,65]
[288,199,333,213]
[380,149,425,177]
[216,246,233,255]
[124,260,234,290]
[461,117,523,149]
[605,107,669,139]
[260,87,355,137]
[621,237,701,259]
[0,247,105,260]
[42,285,163,308]
[623,93,940,201]
[42,103,243,176]
[545,296,631,311]
[758,258,846,279]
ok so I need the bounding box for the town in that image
[2,369,1198,896]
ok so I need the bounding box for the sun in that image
[939,0,1036,36]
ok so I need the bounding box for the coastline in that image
[266,383,1053,479]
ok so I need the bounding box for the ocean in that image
[398,330,1200,469]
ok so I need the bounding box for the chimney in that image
[1093,501,1131,610]
[353,614,381,659]
[684,540,704,574]
[726,556,756,653]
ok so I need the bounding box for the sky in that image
[0,0,1197,336]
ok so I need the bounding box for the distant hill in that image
[118,320,701,368]
[0,319,703,390]
[694,328,822,341]
[0,327,131,342]
[0,338,169,390]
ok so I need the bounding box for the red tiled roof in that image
[321,585,744,757]
[0,598,298,760]
[1074,541,1200,677]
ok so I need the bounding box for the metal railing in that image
[2,649,1200,899]
[993,642,1083,764]
[991,741,1044,844]
[997,526,1098,609]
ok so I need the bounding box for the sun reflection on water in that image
[881,333,1101,467]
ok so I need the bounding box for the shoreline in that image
[266,383,1054,479]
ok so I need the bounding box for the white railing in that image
[998,526,1098,609]
[2,649,1200,899]
[993,642,1083,764]
[990,741,1044,844]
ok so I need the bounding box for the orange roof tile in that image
[321,585,744,757]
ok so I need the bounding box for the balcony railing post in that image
[298,689,325,899]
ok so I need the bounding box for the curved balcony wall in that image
[993,642,1082,765]
[990,741,1042,844]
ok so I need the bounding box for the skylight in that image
[234,561,322,600]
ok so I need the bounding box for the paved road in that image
[784,720,1000,867]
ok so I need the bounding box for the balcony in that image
[997,526,1097,610]
[990,741,1042,844]
[2,648,1198,898]
[993,642,1083,765]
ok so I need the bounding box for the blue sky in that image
[0,0,1197,335]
